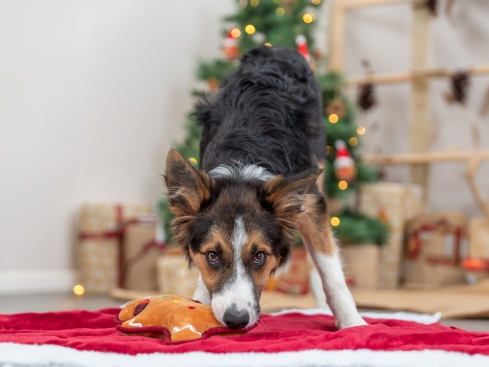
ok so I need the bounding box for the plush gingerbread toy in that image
[117,295,254,343]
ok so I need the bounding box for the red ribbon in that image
[406,223,464,265]
[78,205,163,288]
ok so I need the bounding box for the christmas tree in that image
[160,0,387,245]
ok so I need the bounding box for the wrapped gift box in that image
[359,182,423,288]
[468,218,489,258]
[341,244,380,289]
[157,252,200,298]
[78,202,151,293]
[403,212,468,288]
[274,246,310,295]
[122,219,167,291]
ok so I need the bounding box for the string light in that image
[356,126,366,135]
[349,137,358,147]
[231,28,241,38]
[250,0,259,6]
[330,217,340,226]
[73,285,85,296]
[189,158,197,164]
[276,7,285,16]
[264,42,272,47]
[328,114,338,123]
[338,181,348,190]
[303,13,314,23]
[245,24,256,34]
[312,0,322,4]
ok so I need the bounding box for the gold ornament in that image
[206,78,219,92]
[325,99,346,119]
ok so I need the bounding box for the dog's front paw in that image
[336,315,368,329]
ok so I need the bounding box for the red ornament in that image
[295,35,311,62]
[334,140,356,182]
[222,29,240,60]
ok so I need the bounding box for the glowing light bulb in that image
[189,158,197,164]
[303,13,314,23]
[338,181,348,190]
[245,24,256,34]
[231,28,241,38]
[312,0,322,5]
[330,217,340,226]
[328,114,339,123]
[276,7,285,16]
[73,285,85,296]
[356,126,366,135]
[349,137,358,147]
[264,42,272,47]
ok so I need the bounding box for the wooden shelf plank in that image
[364,150,489,164]
[348,64,489,86]
[343,0,418,10]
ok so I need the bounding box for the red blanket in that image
[1,308,489,367]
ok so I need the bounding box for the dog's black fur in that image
[165,47,366,329]
[195,46,325,176]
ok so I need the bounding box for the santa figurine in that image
[295,34,316,71]
[296,35,311,61]
[222,29,240,60]
[334,140,357,182]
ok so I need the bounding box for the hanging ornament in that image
[222,29,240,60]
[295,34,316,71]
[425,0,438,16]
[206,77,219,92]
[325,99,346,119]
[443,71,469,105]
[451,70,470,104]
[252,32,266,44]
[295,35,311,62]
[334,140,357,183]
[357,83,377,111]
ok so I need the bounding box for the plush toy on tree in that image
[334,140,356,183]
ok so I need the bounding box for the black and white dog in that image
[165,46,366,330]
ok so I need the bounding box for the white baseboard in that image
[0,269,76,295]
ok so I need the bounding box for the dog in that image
[165,46,366,330]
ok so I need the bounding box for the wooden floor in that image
[1,293,489,332]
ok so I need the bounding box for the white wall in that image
[1,1,488,293]
[0,0,233,293]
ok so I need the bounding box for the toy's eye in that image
[207,251,219,263]
[254,251,266,265]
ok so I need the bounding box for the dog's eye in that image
[254,252,266,264]
[207,251,219,263]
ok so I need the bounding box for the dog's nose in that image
[223,307,250,329]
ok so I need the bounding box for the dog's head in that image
[165,150,320,328]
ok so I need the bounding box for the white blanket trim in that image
[268,308,442,324]
[0,343,488,367]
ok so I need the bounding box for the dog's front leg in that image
[298,194,367,329]
[192,273,211,304]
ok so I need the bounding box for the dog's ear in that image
[164,149,212,218]
[261,169,323,241]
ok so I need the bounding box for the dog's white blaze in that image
[210,216,257,327]
[307,248,367,329]
[209,163,273,182]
